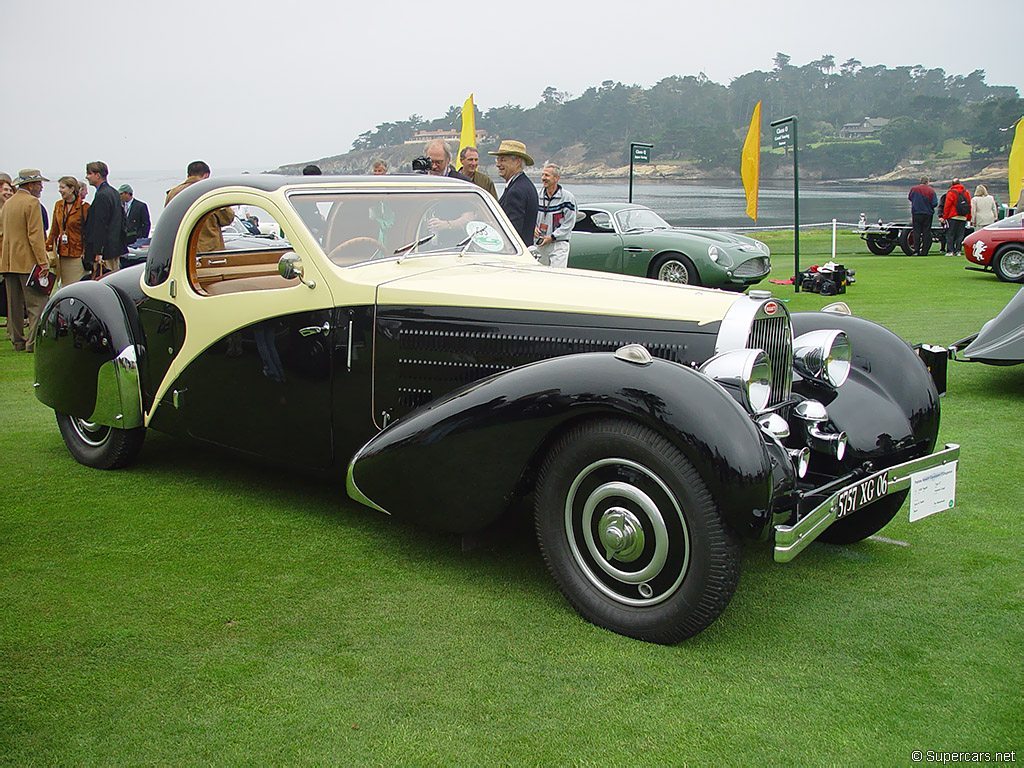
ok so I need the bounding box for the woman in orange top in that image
[46,176,89,286]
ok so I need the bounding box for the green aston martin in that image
[570,202,771,290]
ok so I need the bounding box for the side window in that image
[187,204,296,296]
[574,211,613,233]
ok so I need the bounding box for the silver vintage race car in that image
[32,174,959,643]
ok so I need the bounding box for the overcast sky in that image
[2,0,1018,175]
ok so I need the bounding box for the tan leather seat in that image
[204,275,295,295]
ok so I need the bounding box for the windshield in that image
[989,212,1024,229]
[285,190,518,266]
[615,208,670,232]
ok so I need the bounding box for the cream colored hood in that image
[371,258,739,326]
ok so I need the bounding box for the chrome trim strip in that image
[345,449,391,515]
[773,443,960,562]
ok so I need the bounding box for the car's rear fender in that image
[347,351,774,538]
[33,280,143,429]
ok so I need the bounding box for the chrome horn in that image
[793,399,847,461]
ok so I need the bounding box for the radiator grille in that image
[733,256,770,278]
[748,314,793,406]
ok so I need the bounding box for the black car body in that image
[33,175,960,643]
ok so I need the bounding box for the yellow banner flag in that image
[741,101,762,222]
[1009,116,1024,208]
[457,94,476,171]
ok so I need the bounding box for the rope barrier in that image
[680,221,863,232]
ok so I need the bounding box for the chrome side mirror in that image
[278,252,315,289]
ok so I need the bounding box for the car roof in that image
[580,201,649,214]
[147,173,476,287]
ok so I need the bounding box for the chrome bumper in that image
[773,443,961,562]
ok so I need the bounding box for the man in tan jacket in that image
[1,169,51,352]
[165,160,234,252]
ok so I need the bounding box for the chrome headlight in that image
[700,348,773,413]
[708,244,724,263]
[754,239,770,256]
[793,329,851,387]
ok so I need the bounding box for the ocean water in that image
[36,169,915,234]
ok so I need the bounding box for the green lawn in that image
[2,241,1022,764]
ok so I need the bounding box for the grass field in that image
[2,233,1022,765]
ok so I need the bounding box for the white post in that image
[831,218,837,261]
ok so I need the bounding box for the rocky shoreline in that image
[273,144,1009,186]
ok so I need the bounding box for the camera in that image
[411,156,432,174]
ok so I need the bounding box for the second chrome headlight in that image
[793,329,851,387]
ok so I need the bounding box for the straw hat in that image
[488,140,534,166]
[14,169,49,185]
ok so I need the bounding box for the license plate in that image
[834,471,889,519]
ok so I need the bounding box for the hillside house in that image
[839,117,890,139]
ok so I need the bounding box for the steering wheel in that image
[327,236,384,265]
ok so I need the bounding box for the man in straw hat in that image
[489,140,538,246]
[0,169,51,352]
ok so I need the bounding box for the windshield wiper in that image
[457,226,487,257]
[394,234,435,260]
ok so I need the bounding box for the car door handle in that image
[299,322,331,337]
[623,247,647,253]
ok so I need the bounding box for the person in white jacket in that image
[971,184,998,228]
[534,163,577,268]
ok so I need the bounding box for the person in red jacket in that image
[941,179,972,256]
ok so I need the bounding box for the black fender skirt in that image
[791,312,941,471]
[34,279,142,424]
[348,351,774,538]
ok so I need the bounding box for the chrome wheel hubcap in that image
[565,458,689,606]
[658,260,689,283]
[597,507,646,562]
[71,417,110,447]
[1002,251,1024,280]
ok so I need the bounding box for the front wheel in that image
[865,234,897,255]
[534,419,739,644]
[650,252,700,285]
[993,246,1024,282]
[55,412,145,469]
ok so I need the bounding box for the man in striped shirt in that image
[534,163,576,268]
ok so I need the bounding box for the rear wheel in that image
[650,252,700,285]
[865,234,897,255]
[55,412,145,469]
[534,419,739,644]
[993,246,1024,282]
[898,228,931,256]
[817,491,907,544]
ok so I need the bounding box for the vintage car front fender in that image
[790,311,941,470]
[347,351,775,538]
[34,279,143,429]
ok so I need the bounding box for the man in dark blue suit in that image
[119,184,151,246]
[489,140,538,246]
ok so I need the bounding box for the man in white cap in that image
[489,140,538,245]
[0,169,51,352]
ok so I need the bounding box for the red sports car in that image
[963,212,1024,282]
